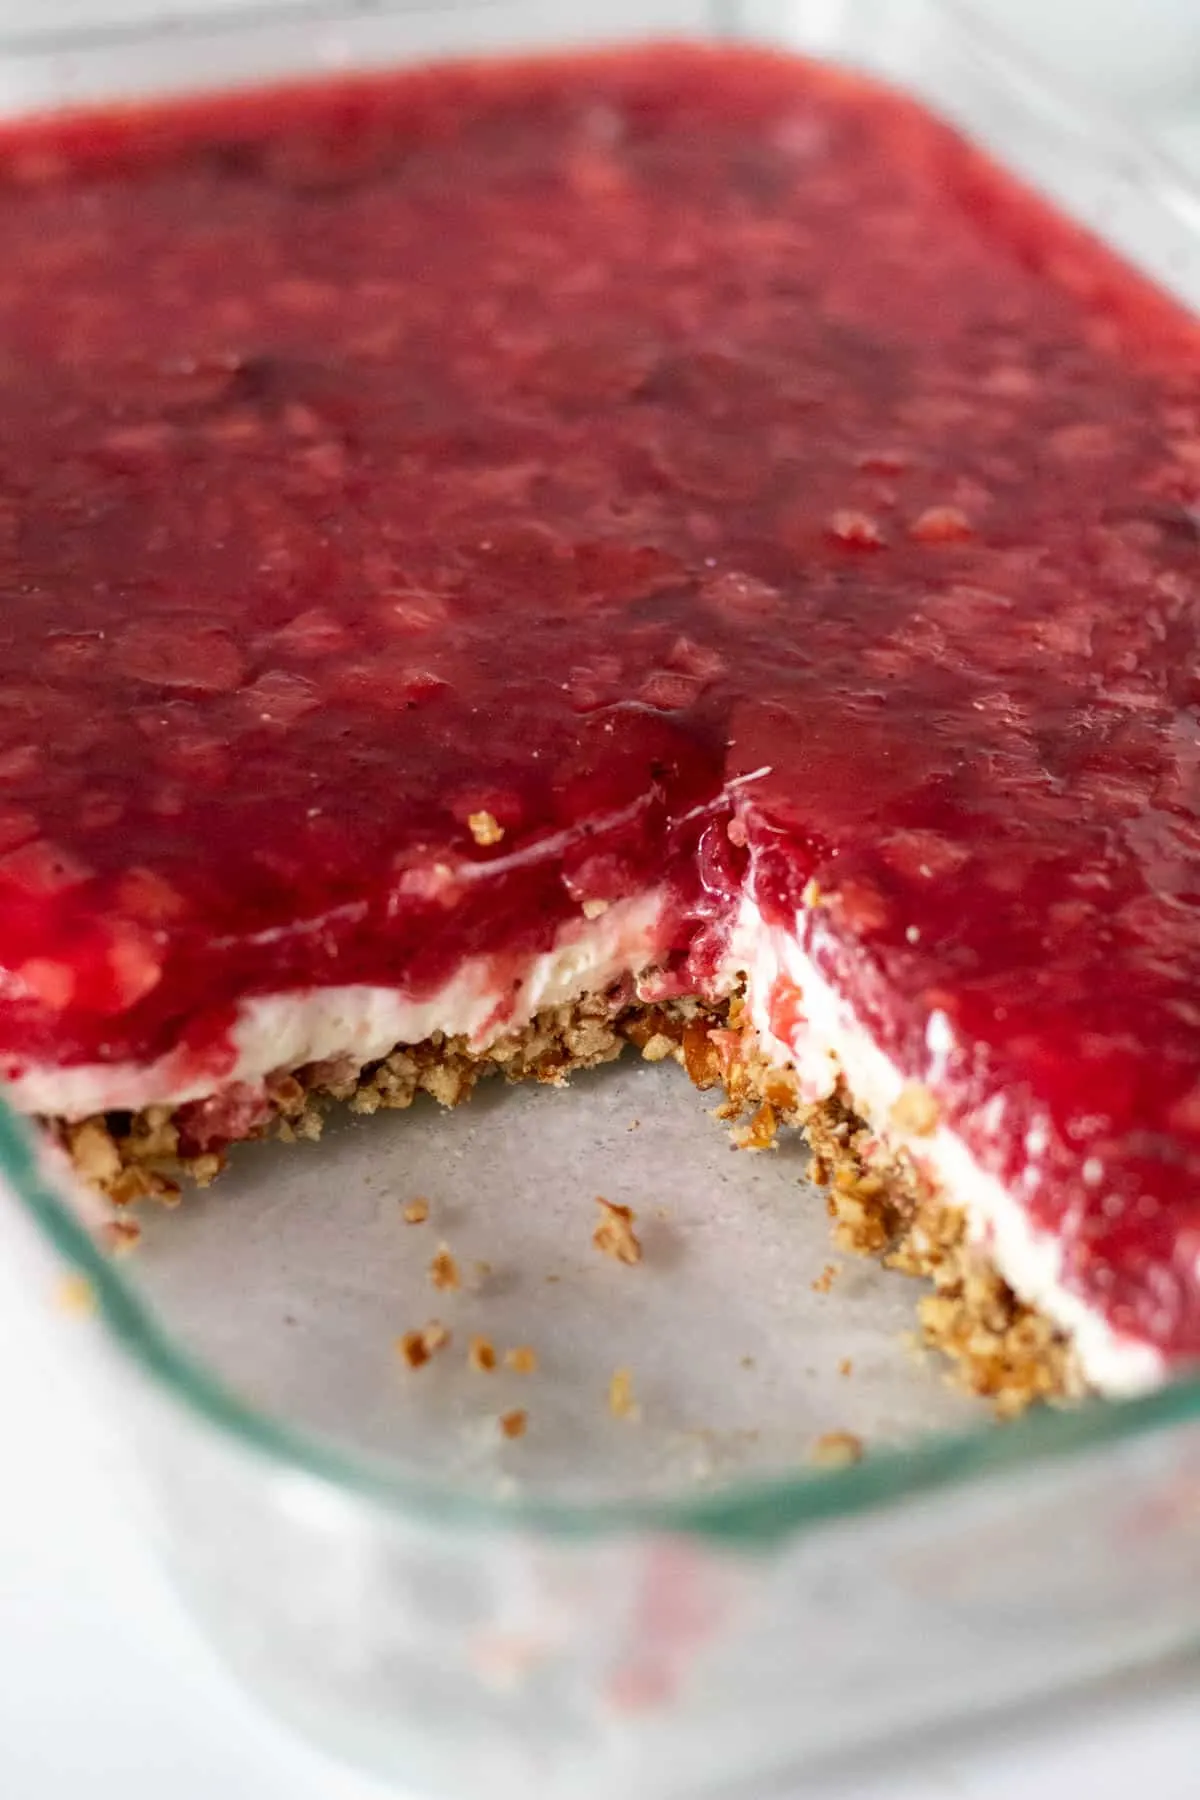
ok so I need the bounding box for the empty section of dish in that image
[127,1057,983,1500]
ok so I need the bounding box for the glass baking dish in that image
[3,2,1200,1794]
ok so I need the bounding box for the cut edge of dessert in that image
[34,877,1120,1419]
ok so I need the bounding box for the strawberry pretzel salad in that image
[1,45,1199,1412]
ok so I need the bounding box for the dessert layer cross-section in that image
[2,45,1199,1399]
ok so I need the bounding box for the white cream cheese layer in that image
[5,891,669,1120]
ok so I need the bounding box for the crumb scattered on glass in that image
[429,1244,461,1291]
[396,1320,451,1368]
[608,1366,640,1421]
[593,1197,642,1266]
[55,1273,95,1315]
[810,1430,864,1468]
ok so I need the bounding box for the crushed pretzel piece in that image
[811,1262,839,1295]
[402,1197,430,1225]
[66,1118,121,1187]
[498,1408,527,1440]
[396,1329,428,1369]
[681,1018,722,1089]
[469,1334,497,1373]
[838,1357,854,1377]
[504,1345,538,1375]
[467,809,504,846]
[731,1100,778,1150]
[810,1430,864,1468]
[608,1366,640,1420]
[396,1320,451,1368]
[429,1243,461,1291]
[593,1197,642,1266]
[102,1217,142,1256]
[108,1165,178,1208]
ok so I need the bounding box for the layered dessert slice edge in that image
[31,829,1145,1415]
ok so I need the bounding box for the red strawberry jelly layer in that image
[1,46,1200,1362]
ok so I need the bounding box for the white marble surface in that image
[3,4,1200,1797]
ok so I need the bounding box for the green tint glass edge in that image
[2,0,1200,1548]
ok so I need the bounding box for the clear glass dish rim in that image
[2,0,1199,1548]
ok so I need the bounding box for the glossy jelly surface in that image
[1,47,1200,1356]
